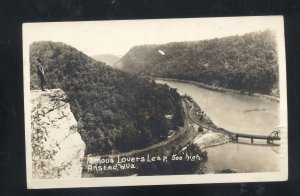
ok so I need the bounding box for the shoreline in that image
[185,98,232,150]
[154,77,279,103]
[193,130,230,150]
[83,97,233,176]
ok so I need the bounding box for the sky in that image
[23,16,284,57]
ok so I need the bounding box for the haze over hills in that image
[92,54,120,67]
[119,30,279,95]
[30,41,184,154]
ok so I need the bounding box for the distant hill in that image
[92,54,120,67]
[119,30,279,95]
[30,41,184,154]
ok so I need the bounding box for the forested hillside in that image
[119,30,279,95]
[30,41,184,154]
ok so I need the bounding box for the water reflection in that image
[204,142,280,173]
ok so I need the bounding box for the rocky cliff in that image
[31,89,86,179]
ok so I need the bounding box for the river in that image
[156,79,280,173]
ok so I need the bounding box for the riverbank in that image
[83,97,239,177]
[154,77,279,103]
[184,98,232,149]
[156,80,280,173]
[193,130,230,149]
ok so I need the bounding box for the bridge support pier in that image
[251,138,253,144]
[267,139,273,144]
[234,134,238,142]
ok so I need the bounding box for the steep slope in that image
[119,30,279,95]
[30,41,184,155]
[31,89,85,178]
[92,54,120,67]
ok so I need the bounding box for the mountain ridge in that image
[119,30,279,95]
[92,54,120,68]
[30,41,184,155]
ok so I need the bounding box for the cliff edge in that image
[31,89,86,179]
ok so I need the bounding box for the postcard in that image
[23,16,288,188]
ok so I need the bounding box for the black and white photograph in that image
[23,16,288,188]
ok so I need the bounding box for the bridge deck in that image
[236,133,280,140]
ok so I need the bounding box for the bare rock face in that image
[31,89,86,179]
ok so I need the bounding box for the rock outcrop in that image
[31,89,86,179]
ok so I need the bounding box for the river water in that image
[156,79,280,173]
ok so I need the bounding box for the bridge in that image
[232,131,280,144]
[183,99,280,145]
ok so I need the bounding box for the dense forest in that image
[118,30,279,95]
[30,41,184,154]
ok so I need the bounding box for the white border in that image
[23,16,288,189]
